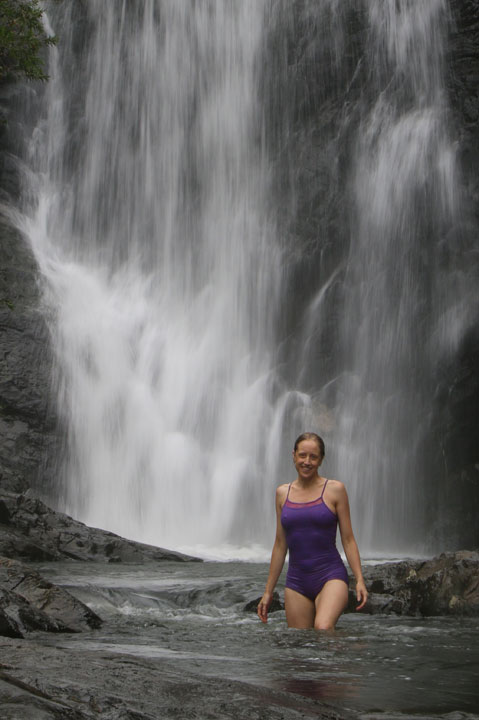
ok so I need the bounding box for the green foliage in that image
[0,0,57,82]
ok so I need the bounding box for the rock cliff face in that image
[0,83,60,499]
[0,215,58,496]
[433,0,479,548]
[448,0,479,193]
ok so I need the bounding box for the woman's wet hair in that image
[293,432,325,459]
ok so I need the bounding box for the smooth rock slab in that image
[0,674,93,720]
[0,638,355,720]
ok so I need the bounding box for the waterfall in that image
[14,0,472,557]
[19,0,295,557]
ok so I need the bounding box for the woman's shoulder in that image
[275,483,289,511]
[325,478,346,496]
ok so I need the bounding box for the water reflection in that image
[280,676,359,701]
[278,635,364,700]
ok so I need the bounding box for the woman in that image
[257,432,368,630]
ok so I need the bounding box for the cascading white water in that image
[19,0,311,557]
[13,0,471,557]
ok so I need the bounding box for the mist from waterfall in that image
[14,0,470,558]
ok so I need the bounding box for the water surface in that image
[40,561,479,718]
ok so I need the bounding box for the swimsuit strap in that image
[286,480,327,505]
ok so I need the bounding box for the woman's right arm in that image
[257,485,288,623]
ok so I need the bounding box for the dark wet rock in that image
[0,214,61,498]
[0,497,10,524]
[428,0,479,548]
[244,590,284,614]
[0,80,63,501]
[0,586,69,638]
[0,490,201,564]
[0,556,102,636]
[0,672,94,719]
[448,0,479,196]
[346,551,479,617]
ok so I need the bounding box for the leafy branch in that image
[0,0,57,83]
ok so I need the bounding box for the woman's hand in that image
[257,592,273,623]
[355,579,368,610]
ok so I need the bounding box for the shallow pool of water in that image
[40,561,479,718]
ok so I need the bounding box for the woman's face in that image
[293,439,323,480]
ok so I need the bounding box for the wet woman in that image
[257,432,368,630]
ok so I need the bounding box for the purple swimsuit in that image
[281,479,349,601]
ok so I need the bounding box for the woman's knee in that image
[314,617,335,632]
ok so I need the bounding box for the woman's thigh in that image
[284,587,315,628]
[314,580,349,631]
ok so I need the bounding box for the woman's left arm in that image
[335,482,368,610]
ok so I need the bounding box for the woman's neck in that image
[295,473,323,489]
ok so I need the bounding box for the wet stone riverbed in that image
[3,560,479,719]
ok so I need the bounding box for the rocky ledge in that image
[0,490,201,564]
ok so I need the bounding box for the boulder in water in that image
[0,556,102,637]
[348,551,479,617]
